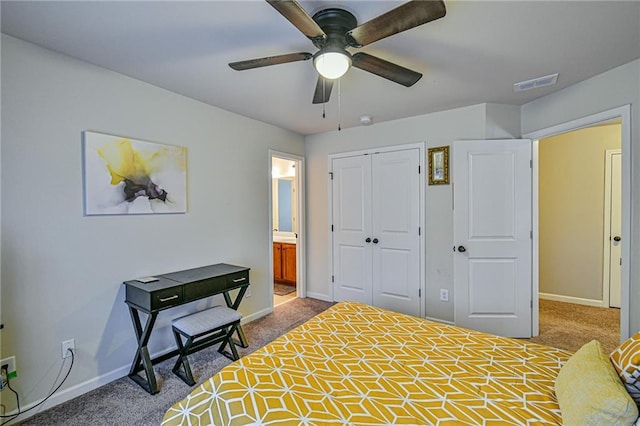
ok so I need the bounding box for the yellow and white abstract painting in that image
[83,131,187,215]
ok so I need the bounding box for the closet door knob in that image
[372,238,379,244]
[457,245,466,252]
[365,237,372,243]
[613,236,621,242]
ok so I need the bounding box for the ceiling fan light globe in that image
[314,51,351,80]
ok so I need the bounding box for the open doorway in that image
[270,151,305,307]
[527,105,631,349]
[534,120,621,352]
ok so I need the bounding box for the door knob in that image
[372,238,379,244]
[613,236,621,242]
[457,245,466,252]
[365,237,371,243]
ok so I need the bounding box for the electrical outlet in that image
[0,356,17,380]
[62,338,75,359]
[439,289,449,302]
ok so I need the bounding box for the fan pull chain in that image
[322,78,326,118]
[337,78,342,131]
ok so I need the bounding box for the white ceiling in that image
[2,1,639,135]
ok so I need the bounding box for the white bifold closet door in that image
[331,148,421,317]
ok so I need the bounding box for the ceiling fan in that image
[229,0,446,104]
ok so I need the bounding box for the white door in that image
[453,139,532,337]
[332,155,373,304]
[371,149,421,316]
[332,149,421,316]
[607,150,622,308]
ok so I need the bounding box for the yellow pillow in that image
[611,331,640,404]
[555,340,638,426]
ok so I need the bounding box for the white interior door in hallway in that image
[453,139,532,338]
[605,149,622,308]
[330,146,422,317]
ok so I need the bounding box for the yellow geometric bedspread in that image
[162,301,571,425]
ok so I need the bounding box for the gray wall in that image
[0,35,304,411]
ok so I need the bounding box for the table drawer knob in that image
[159,294,179,302]
[232,277,246,283]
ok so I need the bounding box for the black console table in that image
[123,263,250,394]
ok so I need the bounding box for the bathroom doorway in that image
[270,151,305,307]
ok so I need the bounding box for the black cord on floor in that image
[0,380,20,426]
[0,348,75,425]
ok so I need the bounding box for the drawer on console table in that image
[226,270,249,287]
[125,278,184,312]
[182,270,249,302]
[183,276,227,302]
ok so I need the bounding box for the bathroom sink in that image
[273,236,297,244]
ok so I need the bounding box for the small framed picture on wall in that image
[428,145,450,185]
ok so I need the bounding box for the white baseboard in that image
[305,292,332,302]
[539,292,605,308]
[241,306,273,323]
[424,316,455,325]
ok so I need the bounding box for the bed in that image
[161,301,636,425]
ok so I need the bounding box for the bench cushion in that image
[172,306,242,336]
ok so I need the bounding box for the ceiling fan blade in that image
[229,52,312,71]
[352,52,422,87]
[266,0,327,44]
[346,0,446,47]
[312,76,334,104]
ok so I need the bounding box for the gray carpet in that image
[16,298,334,426]
[523,298,620,354]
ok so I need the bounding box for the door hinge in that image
[531,300,533,308]
[419,288,422,297]
[332,275,335,283]
[530,160,532,168]
[418,227,421,236]
[620,258,622,266]
[329,172,333,180]
[530,230,533,239]
[331,224,334,232]
[418,165,421,174]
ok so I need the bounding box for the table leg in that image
[223,285,249,348]
[127,306,159,394]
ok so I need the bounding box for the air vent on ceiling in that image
[514,73,558,92]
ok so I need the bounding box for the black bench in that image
[171,305,242,386]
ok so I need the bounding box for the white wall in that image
[0,35,304,412]
[304,103,519,322]
[522,59,640,335]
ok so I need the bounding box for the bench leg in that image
[218,323,240,361]
[172,329,196,386]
